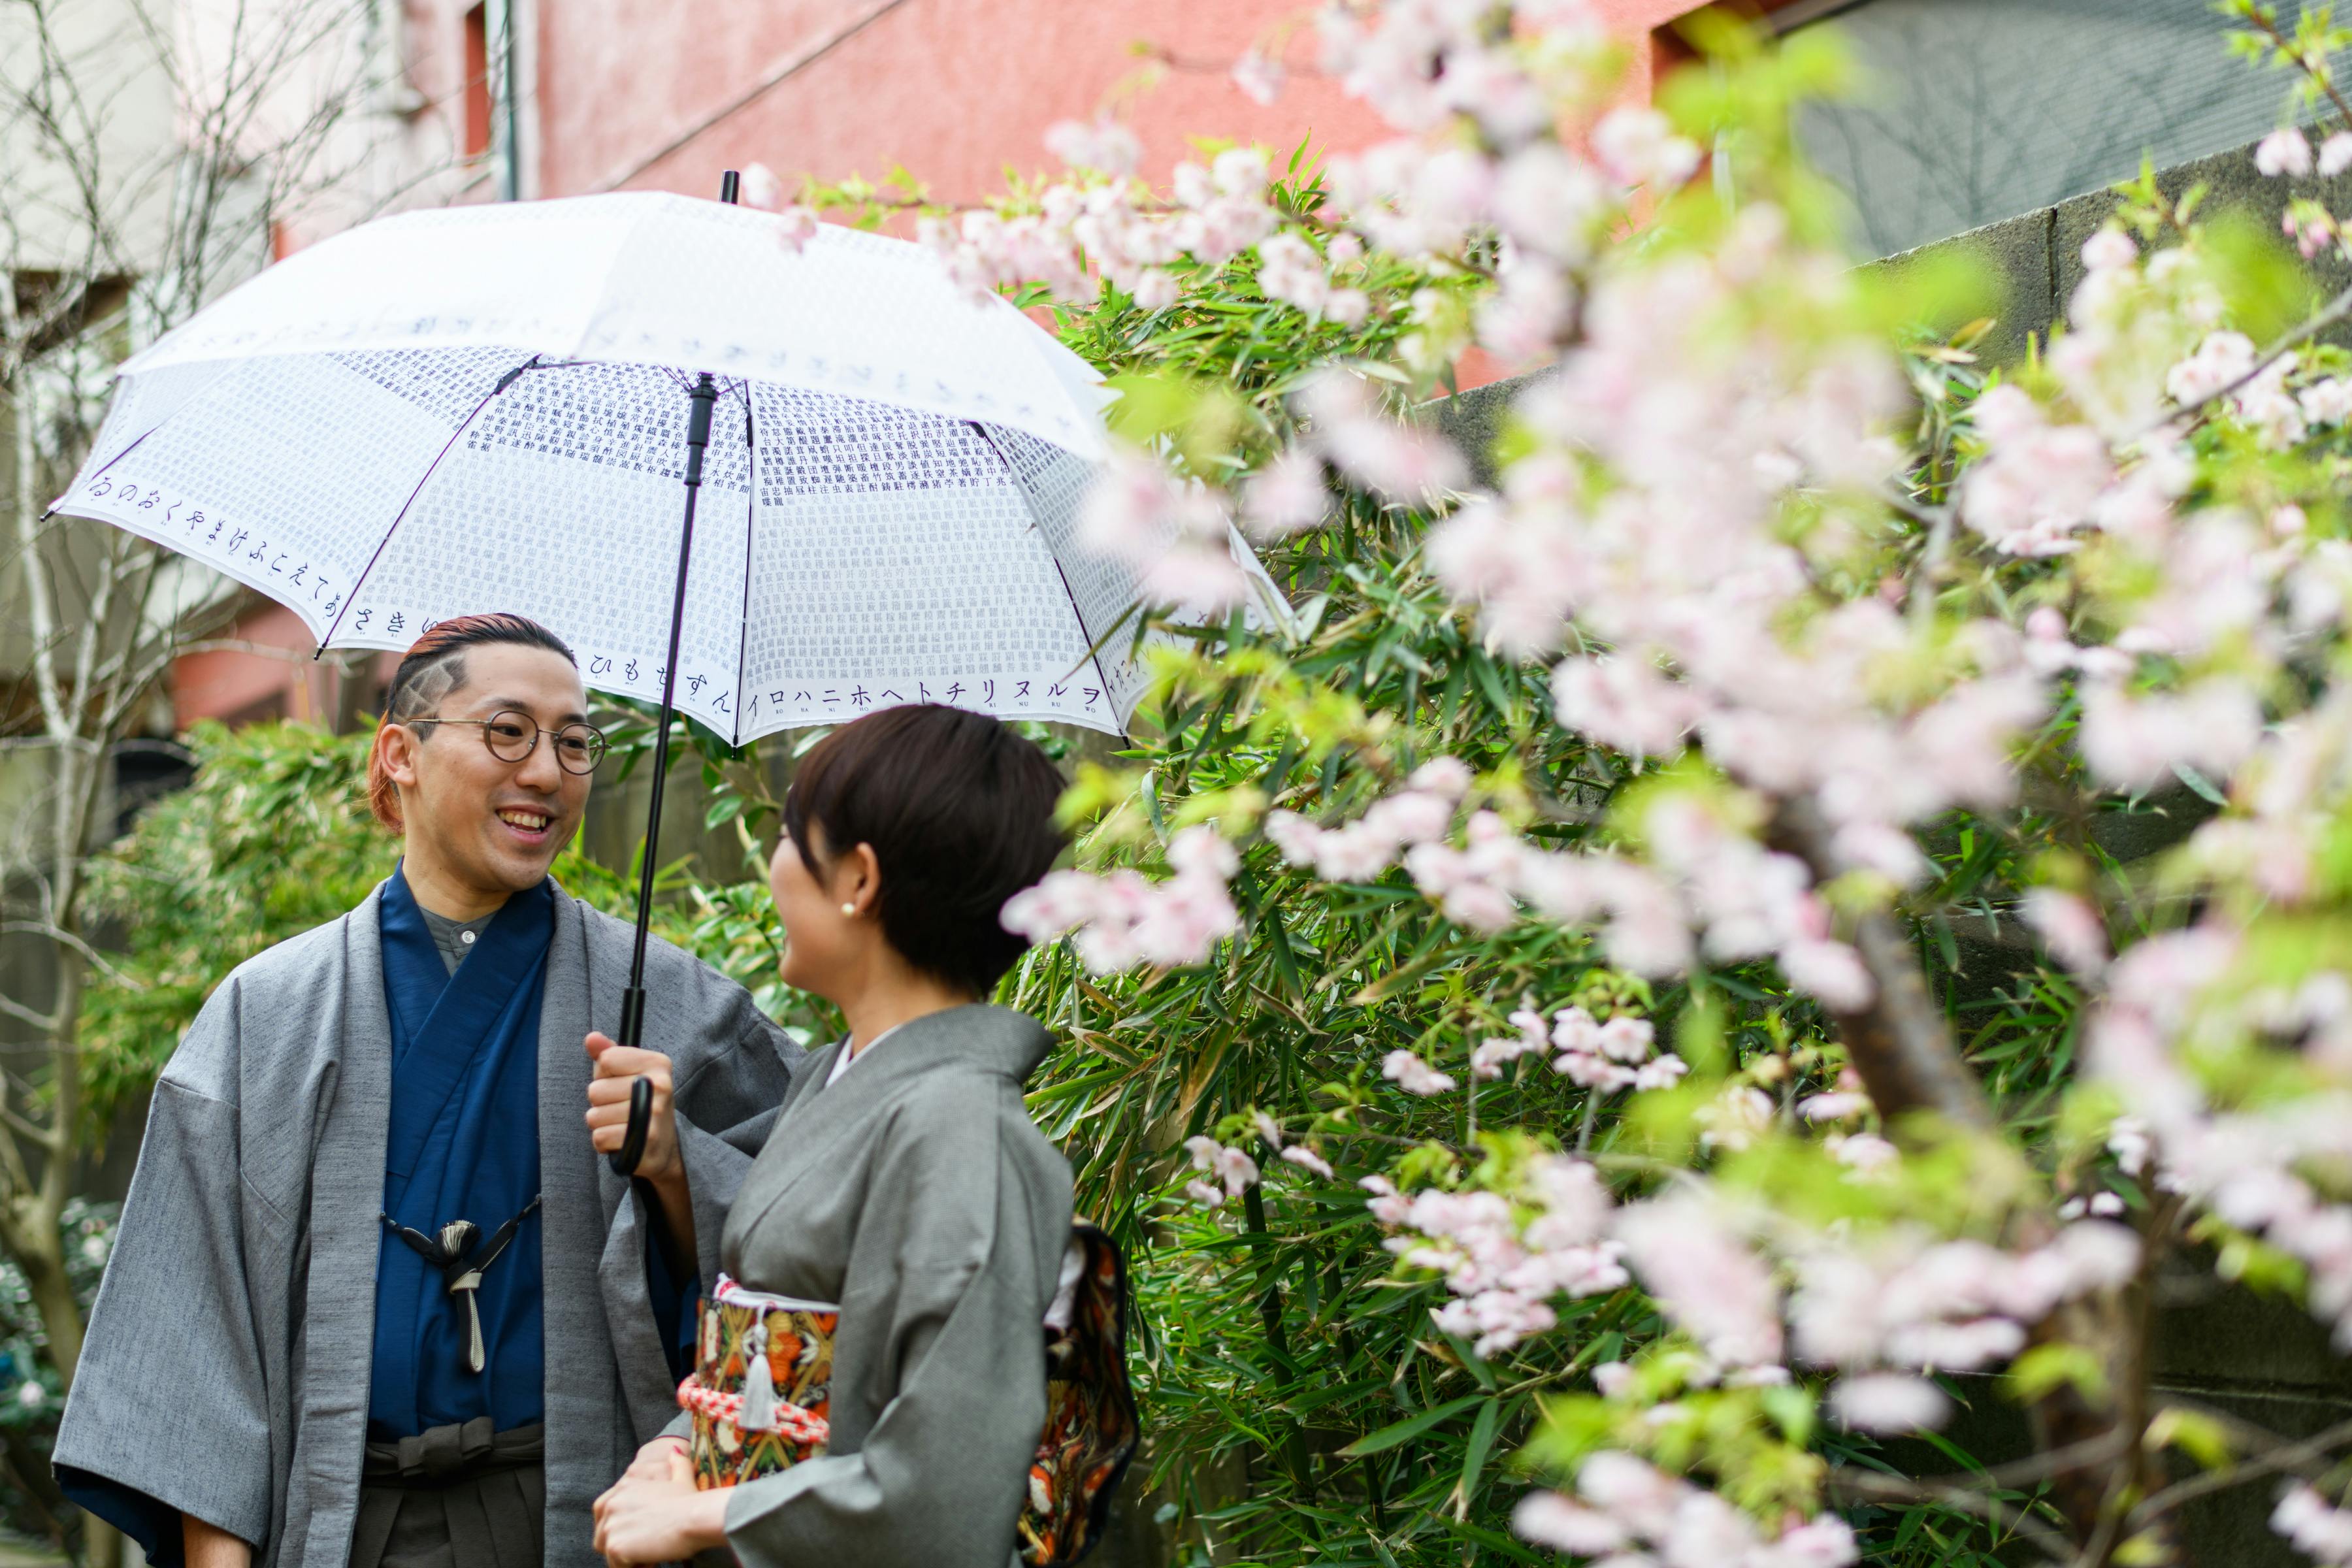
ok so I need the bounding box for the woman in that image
[591,704,1073,1568]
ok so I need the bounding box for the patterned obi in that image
[680,1225,1139,1568]
[676,1275,837,1486]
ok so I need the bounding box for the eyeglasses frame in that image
[406,709,608,776]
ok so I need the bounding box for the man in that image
[54,613,796,1568]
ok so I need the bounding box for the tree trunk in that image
[1769,798,2168,1563]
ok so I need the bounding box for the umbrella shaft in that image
[619,372,721,1053]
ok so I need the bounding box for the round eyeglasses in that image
[412,710,608,775]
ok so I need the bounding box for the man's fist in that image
[585,1033,680,1184]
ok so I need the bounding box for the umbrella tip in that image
[718,171,740,205]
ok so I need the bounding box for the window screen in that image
[1791,0,2311,257]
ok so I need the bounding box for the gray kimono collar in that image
[789,1004,1050,1118]
[731,1006,1053,1252]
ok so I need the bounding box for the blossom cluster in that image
[1785,1221,2139,1430]
[1180,1135,1259,1207]
[2276,1484,2352,1565]
[930,139,1280,307]
[1179,1114,1340,1209]
[928,0,2352,1551]
[1513,1452,1859,1568]
[1000,825,1239,970]
[1367,1155,1629,1356]
[1377,998,1686,1098]
[2088,923,2352,1347]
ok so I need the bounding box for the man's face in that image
[385,644,594,900]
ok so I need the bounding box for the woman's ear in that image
[838,842,883,918]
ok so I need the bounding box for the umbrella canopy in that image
[52,191,1273,740]
[50,186,1284,1169]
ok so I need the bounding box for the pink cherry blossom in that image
[1183,1135,1260,1198]
[2021,887,2108,974]
[1495,142,1610,263]
[2257,127,2316,177]
[1230,48,1284,106]
[1279,1145,1335,1179]
[1827,1132,1899,1177]
[1552,655,1705,758]
[1513,1492,1629,1554]
[1590,106,1703,189]
[2275,1485,2352,1565]
[1241,448,1329,540]
[1383,1051,1457,1096]
[1045,117,1143,176]
[2076,680,2262,792]
[2080,227,2137,272]
[1300,370,1469,503]
[2164,330,2258,406]
[1830,1373,1950,1433]
[1616,1198,1784,1370]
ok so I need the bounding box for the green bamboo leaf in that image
[1429,1516,1546,1563]
[1457,1394,1503,1500]
[1336,1393,1484,1457]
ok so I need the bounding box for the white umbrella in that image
[48,179,1279,1168]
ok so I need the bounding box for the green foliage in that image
[78,721,397,1130]
[1002,548,1653,1561]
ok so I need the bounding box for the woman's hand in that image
[593,1443,727,1566]
[623,1435,688,1483]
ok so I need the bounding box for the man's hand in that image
[586,1033,697,1264]
[593,1443,727,1567]
[585,1033,681,1182]
[183,1512,252,1568]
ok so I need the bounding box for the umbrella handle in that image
[610,1075,653,1177]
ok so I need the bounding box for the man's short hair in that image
[366,613,577,830]
[782,704,1068,997]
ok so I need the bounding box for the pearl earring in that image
[840,902,857,917]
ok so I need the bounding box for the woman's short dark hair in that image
[783,705,1068,996]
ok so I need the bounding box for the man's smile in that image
[496,806,556,843]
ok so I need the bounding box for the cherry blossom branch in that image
[2241,6,2352,133]
[1769,800,1994,1132]
[1825,1471,2074,1565]
[2129,1407,2352,1526]
[2140,276,2352,440]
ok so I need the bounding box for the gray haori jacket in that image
[684,1004,1076,1568]
[53,882,798,1568]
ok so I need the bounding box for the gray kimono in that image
[54,882,798,1568]
[701,1004,1074,1568]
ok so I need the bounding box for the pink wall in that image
[540,0,1732,204]
[172,602,395,730]
[544,0,1393,203]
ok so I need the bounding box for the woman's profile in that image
[591,704,1109,1568]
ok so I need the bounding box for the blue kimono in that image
[370,869,553,1438]
[370,869,696,1437]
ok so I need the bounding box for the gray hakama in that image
[688,1004,1075,1568]
[54,883,799,1568]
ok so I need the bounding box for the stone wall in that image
[1435,134,2352,480]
